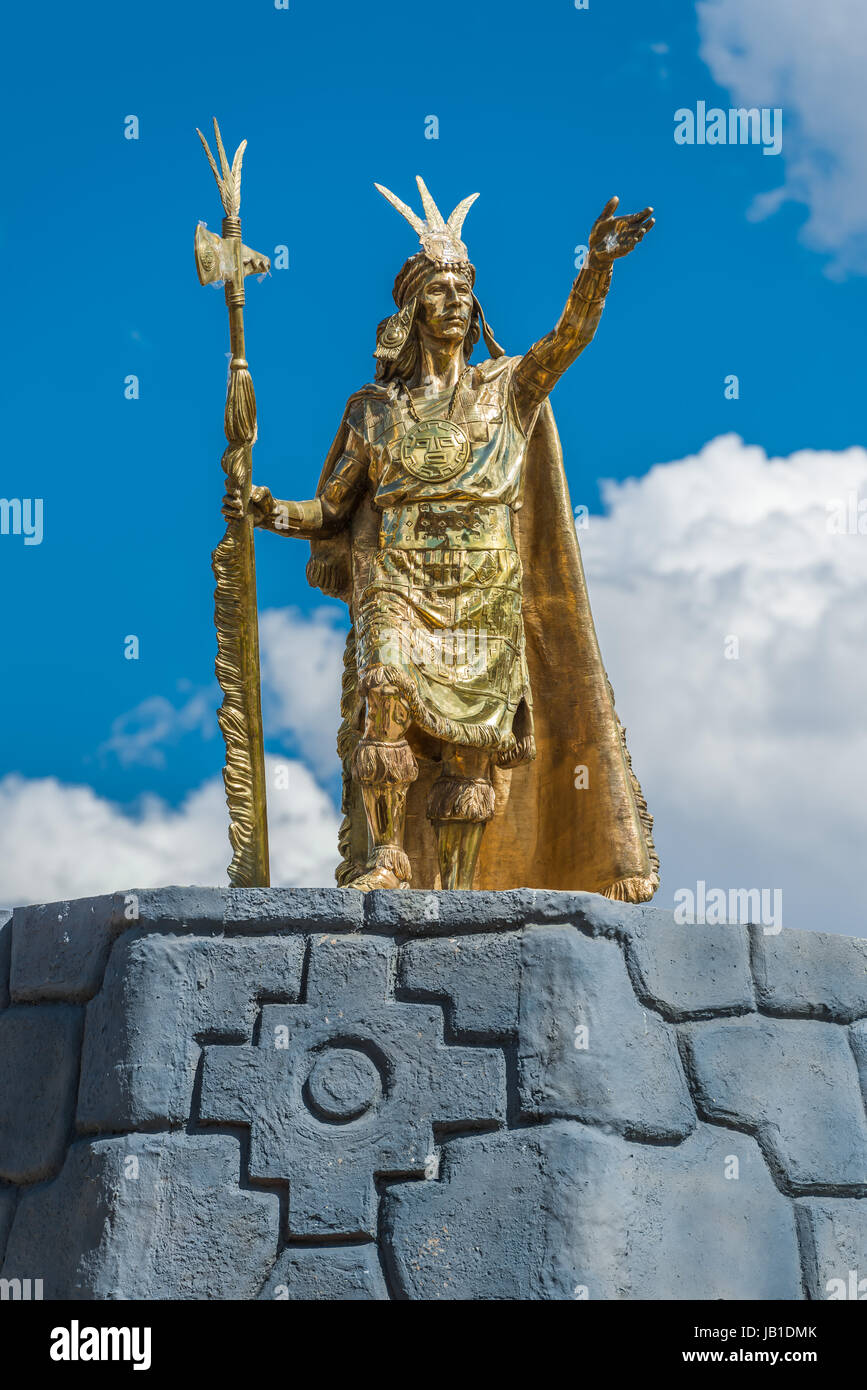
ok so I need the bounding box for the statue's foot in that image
[349,846,410,893]
[349,865,403,892]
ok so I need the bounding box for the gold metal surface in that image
[195,119,271,887]
[229,166,658,897]
[400,421,471,481]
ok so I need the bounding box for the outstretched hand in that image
[588,196,654,268]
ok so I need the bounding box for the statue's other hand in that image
[221,483,274,526]
[248,485,276,526]
[588,196,655,267]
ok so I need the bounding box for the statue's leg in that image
[427,745,495,890]
[350,683,417,891]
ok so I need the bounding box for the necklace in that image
[398,367,472,482]
[400,366,469,423]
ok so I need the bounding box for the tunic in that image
[339,356,533,755]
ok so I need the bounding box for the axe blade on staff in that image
[195,117,271,888]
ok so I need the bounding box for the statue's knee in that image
[364,685,411,741]
[442,744,492,781]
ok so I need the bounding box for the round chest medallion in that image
[400,418,471,482]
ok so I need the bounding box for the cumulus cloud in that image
[258,606,349,778]
[5,438,865,934]
[1,603,350,909]
[98,608,348,778]
[99,685,218,769]
[0,756,340,908]
[697,0,867,275]
[582,433,867,935]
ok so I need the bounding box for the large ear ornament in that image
[374,296,418,360]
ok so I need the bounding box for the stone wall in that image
[0,888,865,1300]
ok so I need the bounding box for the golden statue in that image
[198,122,658,898]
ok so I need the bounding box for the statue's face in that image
[416,271,474,343]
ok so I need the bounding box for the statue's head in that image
[372,178,501,381]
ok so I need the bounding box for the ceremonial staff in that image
[194,119,271,886]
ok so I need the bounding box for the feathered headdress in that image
[374,175,479,266]
[373,176,502,363]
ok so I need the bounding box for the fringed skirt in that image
[354,546,533,760]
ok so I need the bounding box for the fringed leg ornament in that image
[427,774,495,890]
[350,738,418,891]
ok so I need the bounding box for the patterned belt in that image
[379,501,514,551]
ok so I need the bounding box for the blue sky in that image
[2,0,866,929]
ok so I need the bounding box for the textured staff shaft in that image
[211,213,270,887]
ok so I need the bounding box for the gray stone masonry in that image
[0,887,865,1300]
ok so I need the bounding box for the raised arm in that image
[512,196,654,433]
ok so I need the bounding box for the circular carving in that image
[306,1047,382,1122]
[400,418,471,482]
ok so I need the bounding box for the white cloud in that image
[582,433,867,935]
[99,686,218,769]
[0,756,340,908]
[6,441,866,936]
[697,0,867,275]
[2,602,351,909]
[96,607,348,781]
[258,606,349,779]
